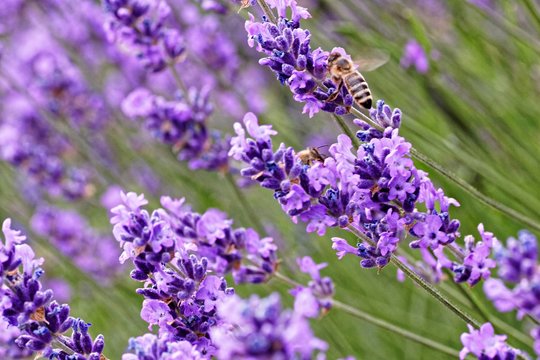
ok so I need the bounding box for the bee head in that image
[328,51,352,75]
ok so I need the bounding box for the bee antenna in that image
[316,144,331,150]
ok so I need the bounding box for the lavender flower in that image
[400,40,429,74]
[110,192,278,354]
[484,231,540,320]
[0,219,106,359]
[122,333,204,360]
[0,103,94,200]
[244,2,354,117]
[230,111,461,269]
[426,224,496,287]
[291,256,334,317]
[122,88,230,171]
[31,206,121,283]
[459,323,518,360]
[103,0,186,72]
[210,293,327,359]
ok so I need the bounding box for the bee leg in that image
[326,80,343,102]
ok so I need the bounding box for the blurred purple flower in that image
[400,40,429,74]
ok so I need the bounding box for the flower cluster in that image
[0,102,94,200]
[400,40,429,74]
[230,110,461,268]
[31,206,121,283]
[110,192,278,354]
[482,230,540,357]
[449,224,497,286]
[122,88,230,171]
[28,51,108,131]
[0,219,106,359]
[291,256,334,318]
[460,323,518,360]
[122,333,204,360]
[210,293,327,359]
[104,0,186,72]
[245,1,355,117]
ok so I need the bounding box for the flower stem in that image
[347,225,482,328]
[408,148,540,233]
[224,171,265,233]
[168,64,191,103]
[520,0,540,31]
[273,271,460,358]
[332,114,361,148]
[256,0,277,23]
[331,300,460,358]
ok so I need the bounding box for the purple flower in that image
[483,278,516,313]
[1,218,106,358]
[211,293,327,359]
[459,323,517,360]
[332,237,358,259]
[451,224,496,286]
[231,109,464,271]
[140,299,173,331]
[110,192,281,353]
[400,40,429,74]
[104,0,185,72]
[121,88,230,171]
[494,230,537,283]
[123,333,204,360]
[410,215,449,249]
[244,5,356,117]
[196,209,233,244]
[292,257,334,317]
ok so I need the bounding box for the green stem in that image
[331,300,460,358]
[409,147,540,233]
[521,0,540,31]
[169,64,191,102]
[224,171,265,233]
[256,0,277,23]
[273,272,460,358]
[332,114,361,148]
[347,225,482,328]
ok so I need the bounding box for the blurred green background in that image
[2,0,540,359]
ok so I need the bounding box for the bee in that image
[327,50,389,109]
[297,147,326,165]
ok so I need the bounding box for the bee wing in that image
[353,50,390,72]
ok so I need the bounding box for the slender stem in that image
[256,0,277,23]
[332,114,361,148]
[409,147,540,233]
[224,171,266,233]
[521,0,540,31]
[347,225,482,328]
[169,64,191,102]
[331,300,460,358]
[272,272,460,358]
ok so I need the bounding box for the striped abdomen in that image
[344,71,372,109]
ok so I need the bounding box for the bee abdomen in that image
[354,90,372,109]
[345,73,372,109]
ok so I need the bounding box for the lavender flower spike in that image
[0,219,106,359]
[460,323,518,360]
[210,293,327,359]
